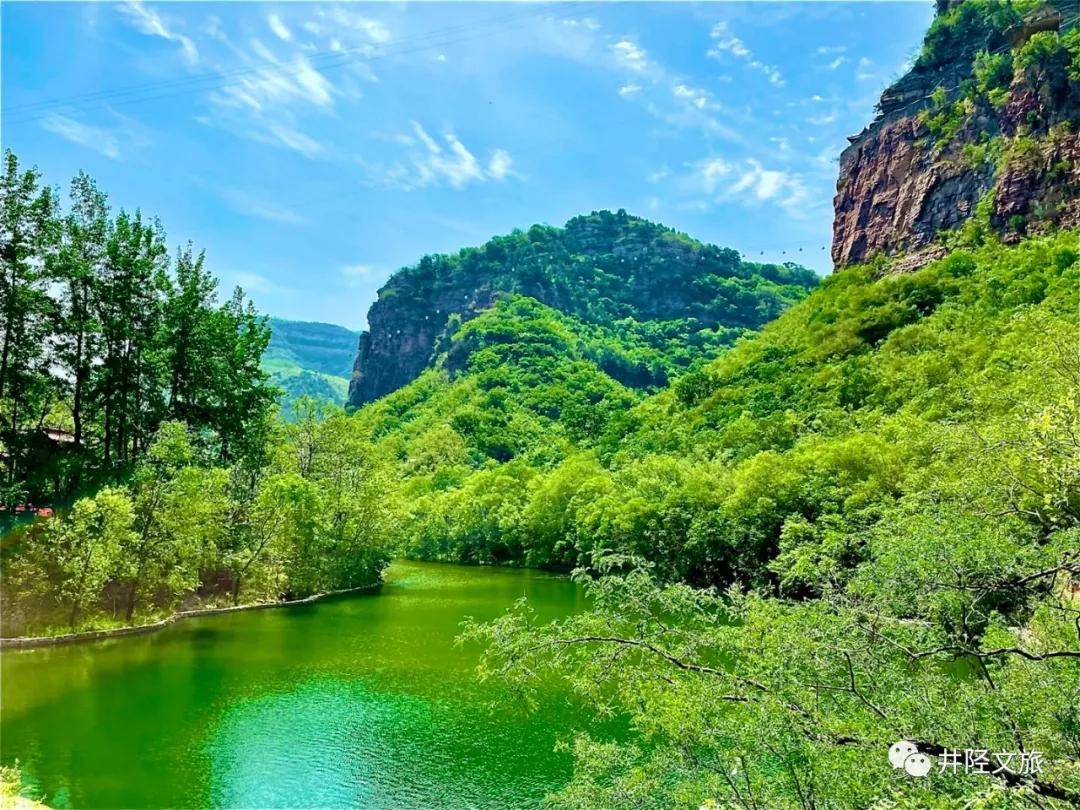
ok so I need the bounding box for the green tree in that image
[49,487,134,629]
[51,171,108,459]
[0,151,58,496]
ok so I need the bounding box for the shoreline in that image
[0,582,381,651]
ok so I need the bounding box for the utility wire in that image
[5,2,587,125]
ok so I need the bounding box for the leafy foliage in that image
[0,151,277,506]
[457,231,1080,807]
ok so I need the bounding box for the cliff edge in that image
[833,0,1079,268]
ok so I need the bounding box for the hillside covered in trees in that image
[348,210,819,404]
[2,1,1078,807]
[264,318,359,414]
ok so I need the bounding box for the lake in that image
[0,561,593,808]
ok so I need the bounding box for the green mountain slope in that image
[349,210,820,404]
[263,318,359,413]
[354,228,1079,807]
[355,230,1077,575]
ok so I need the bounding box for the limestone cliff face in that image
[832,0,1079,269]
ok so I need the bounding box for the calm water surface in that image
[1,561,594,808]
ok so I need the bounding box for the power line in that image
[4,2,587,125]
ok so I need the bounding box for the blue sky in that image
[2,1,934,329]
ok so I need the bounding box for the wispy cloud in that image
[672,83,712,110]
[618,83,642,97]
[222,189,308,225]
[267,13,292,43]
[41,115,122,159]
[681,156,811,218]
[487,149,517,181]
[211,41,335,113]
[610,39,651,73]
[229,271,293,296]
[707,22,784,87]
[117,1,198,65]
[341,263,375,287]
[366,123,516,190]
[302,7,390,44]
[856,56,877,81]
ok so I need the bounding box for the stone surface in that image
[831,0,1079,269]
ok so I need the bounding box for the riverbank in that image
[0,583,380,650]
[1,765,48,810]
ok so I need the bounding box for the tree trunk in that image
[124,581,138,623]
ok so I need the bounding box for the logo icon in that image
[889,741,931,777]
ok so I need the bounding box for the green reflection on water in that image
[1,561,593,808]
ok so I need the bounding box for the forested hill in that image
[348,210,818,405]
[264,318,359,413]
[266,318,359,378]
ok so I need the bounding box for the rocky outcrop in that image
[832,0,1079,269]
[348,211,819,405]
[349,284,497,405]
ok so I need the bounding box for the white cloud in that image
[807,112,838,126]
[230,271,292,295]
[816,45,847,55]
[685,156,810,218]
[41,115,121,159]
[117,1,198,65]
[750,60,784,86]
[856,56,877,81]
[707,21,784,87]
[611,39,649,73]
[618,83,642,97]
[673,83,712,110]
[304,8,390,44]
[372,123,515,190]
[264,124,323,158]
[487,149,516,181]
[825,56,848,71]
[267,13,292,42]
[210,39,335,120]
[708,23,750,58]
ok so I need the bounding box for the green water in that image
[1,561,594,808]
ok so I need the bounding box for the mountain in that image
[833,0,1079,269]
[263,318,360,413]
[347,210,819,405]
[338,6,1079,802]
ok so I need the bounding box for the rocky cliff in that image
[348,211,818,405]
[833,0,1079,269]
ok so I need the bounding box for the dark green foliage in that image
[381,210,817,331]
[0,151,276,504]
[354,209,819,403]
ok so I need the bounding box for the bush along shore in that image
[0,581,380,650]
